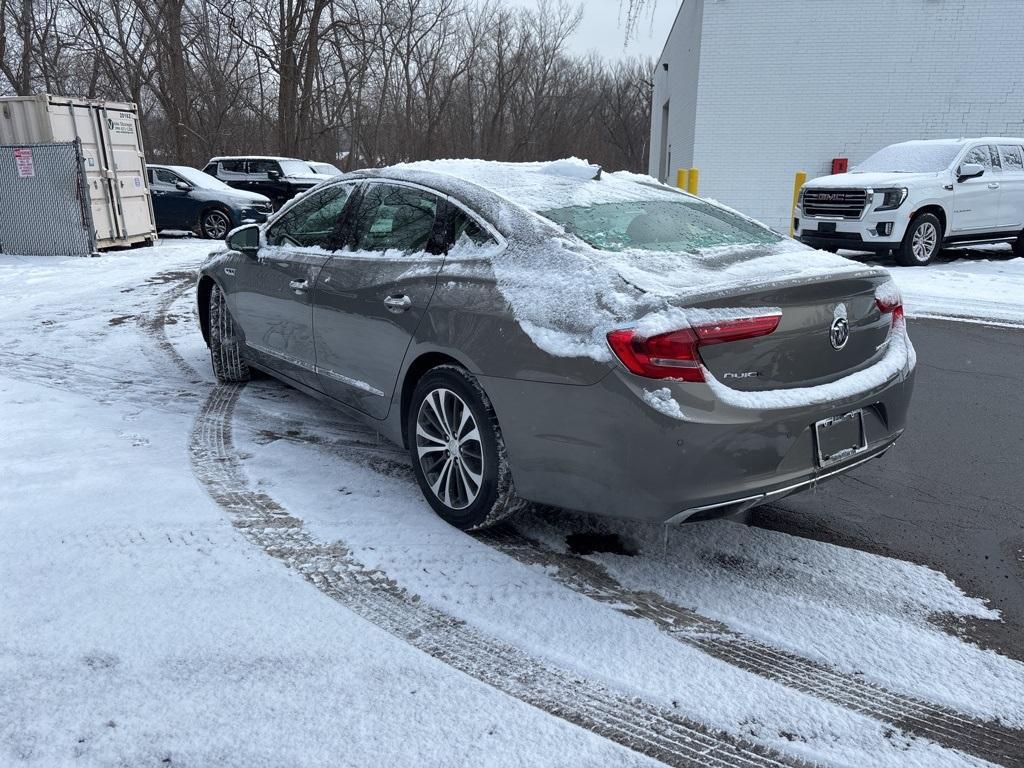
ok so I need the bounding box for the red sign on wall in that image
[832,157,849,175]
[14,147,35,178]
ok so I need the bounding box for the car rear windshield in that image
[540,199,782,253]
[853,143,962,173]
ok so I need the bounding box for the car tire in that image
[896,213,942,266]
[1013,231,1024,258]
[200,208,231,240]
[407,365,524,530]
[208,283,251,383]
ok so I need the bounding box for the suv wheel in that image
[896,213,942,266]
[1013,231,1024,258]
[407,365,523,530]
[200,208,231,240]
[208,283,251,383]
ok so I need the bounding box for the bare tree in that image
[2,0,654,173]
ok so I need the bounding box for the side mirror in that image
[226,223,260,255]
[175,180,193,191]
[267,170,282,180]
[957,163,985,182]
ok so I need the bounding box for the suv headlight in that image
[874,188,908,212]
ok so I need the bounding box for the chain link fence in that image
[0,140,95,256]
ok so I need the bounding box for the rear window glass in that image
[540,199,781,253]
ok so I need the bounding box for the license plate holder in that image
[817,222,837,233]
[814,410,867,467]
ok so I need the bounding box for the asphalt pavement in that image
[753,317,1024,659]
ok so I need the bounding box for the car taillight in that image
[606,314,781,382]
[875,296,904,321]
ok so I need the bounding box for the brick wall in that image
[651,0,1024,231]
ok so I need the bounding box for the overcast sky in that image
[508,0,682,61]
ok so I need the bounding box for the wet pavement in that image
[758,317,1024,659]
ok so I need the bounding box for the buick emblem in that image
[830,316,850,350]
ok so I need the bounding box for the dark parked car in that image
[196,161,915,531]
[148,164,273,238]
[202,156,333,210]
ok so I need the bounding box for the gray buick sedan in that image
[197,160,915,530]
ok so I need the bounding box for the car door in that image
[149,168,194,229]
[996,145,1024,230]
[231,183,355,389]
[952,144,1002,233]
[312,181,447,418]
[248,159,286,208]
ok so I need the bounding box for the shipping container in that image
[0,94,156,249]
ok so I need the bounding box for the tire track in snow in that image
[190,382,814,768]
[227,392,1024,766]
[141,281,1021,766]
[476,529,1024,768]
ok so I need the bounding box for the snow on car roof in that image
[208,155,302,162]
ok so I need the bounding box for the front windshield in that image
[280,159,316,176]
[310,162,342,175]
[171,165,234,191]
[853,143,962,173]
[540,199,782,253]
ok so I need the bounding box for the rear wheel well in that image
[911,205,947,237]
[400,352,465,448]
[197,276,214,344]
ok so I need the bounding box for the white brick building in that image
[649,0,1024,231]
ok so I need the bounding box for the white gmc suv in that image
[795,138,1024,266]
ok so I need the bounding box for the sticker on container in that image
[14,148,34,178]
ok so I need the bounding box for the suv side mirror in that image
[957,163,985,182]
[175,180,193,191]
[267,169,282,180]
[226,223,260,255]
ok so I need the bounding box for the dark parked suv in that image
[148,164,274,239]
[202,156,333,210]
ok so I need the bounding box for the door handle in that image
[988,182,1000,189]
[289,279,308,294]
[384,294,412,313]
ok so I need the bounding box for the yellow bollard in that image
[686,168,699,196]
[676,168,689,190]
[790,171,807,236]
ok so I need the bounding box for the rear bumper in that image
[665,432,900,523]
[480,356,915,524]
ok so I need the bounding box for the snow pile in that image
[641,388,689,420]
[884,252,1024,326]
[359,159,887,362]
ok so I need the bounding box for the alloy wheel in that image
[912,221,938,262]
[204,210,229,239]
[415,387,484,510]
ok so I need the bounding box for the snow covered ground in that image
[2,240,1023,767]
[848,247,1024,327]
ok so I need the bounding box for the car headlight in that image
[797,186,806,209]
[874,188,907,212]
